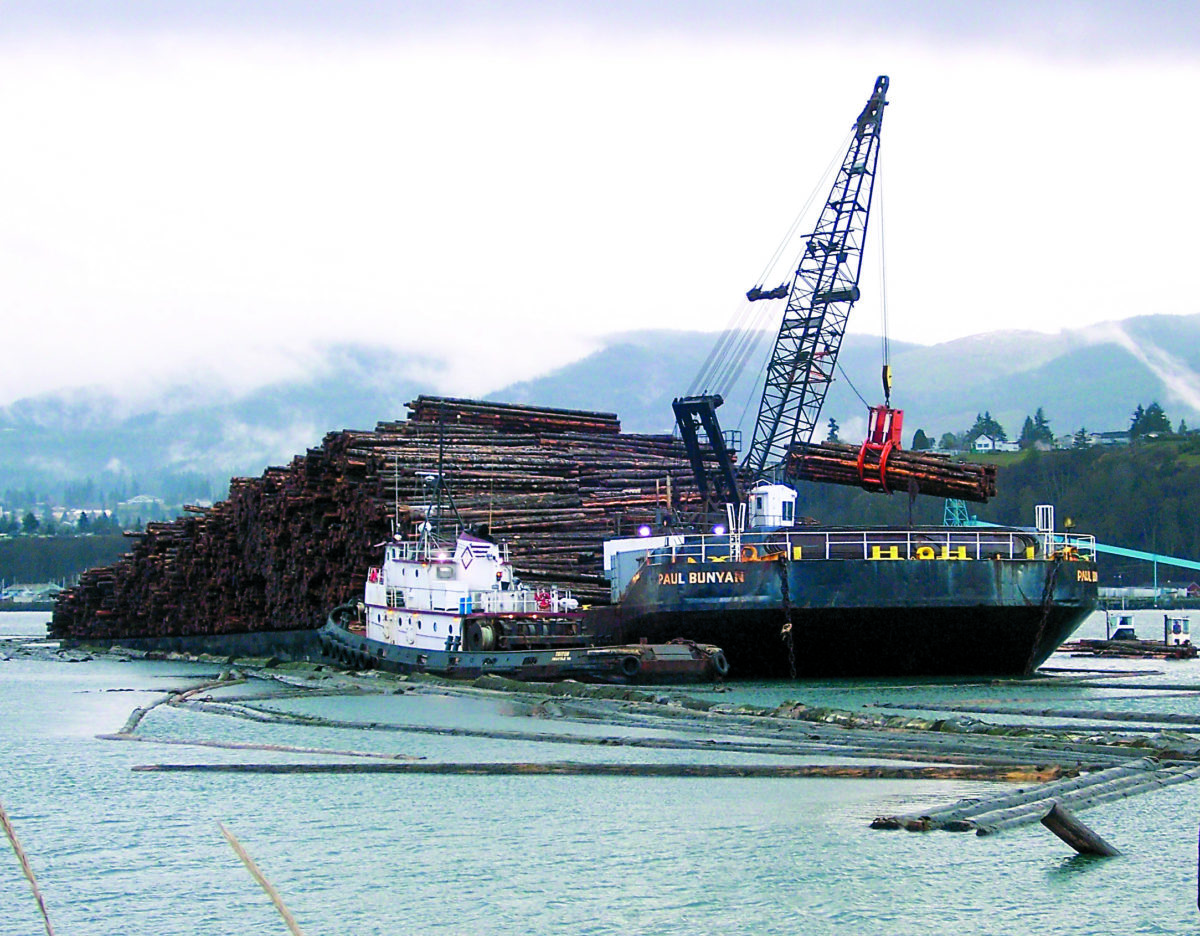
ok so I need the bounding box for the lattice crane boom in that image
[742,75,889,479]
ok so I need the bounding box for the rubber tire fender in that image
[620,654,641,679]
[710,649,730,677]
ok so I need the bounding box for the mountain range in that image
[4,312,1200,502]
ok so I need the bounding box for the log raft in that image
[51,397,707,641]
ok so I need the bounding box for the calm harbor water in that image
[4,608,1200,935]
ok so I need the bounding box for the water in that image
[0,610,47,637]
[4,609,1200,934]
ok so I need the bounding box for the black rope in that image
[836,360,871,410]
[779,555,797,680]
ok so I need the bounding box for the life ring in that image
[710,650,730,676]
[620,655,642,678]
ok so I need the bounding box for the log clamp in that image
[857,365,904,493]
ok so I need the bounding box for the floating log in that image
[874,757,1200,838]
[875,701,1200,726]
[130,762,1061,780]
[1041,802,1121,856]
[871,758,1158,831]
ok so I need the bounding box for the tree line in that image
[793,434,1200,583]
[906,400,1187,451]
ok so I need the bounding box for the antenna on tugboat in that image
[392,450,400,537]
[430,401,465,543]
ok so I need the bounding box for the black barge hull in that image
[591,557,1098,679]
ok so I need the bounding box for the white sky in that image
[2,2,1198,407]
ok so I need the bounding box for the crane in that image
[674,75,895,515]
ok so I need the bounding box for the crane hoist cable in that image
[875,154,891,405]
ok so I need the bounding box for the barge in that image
[593,492,1098,678]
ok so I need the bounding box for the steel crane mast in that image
[743,75,889,479]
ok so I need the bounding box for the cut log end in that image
[1041,801,1121,857]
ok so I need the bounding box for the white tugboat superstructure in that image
[363,528,581,655]
[320,520,728,683]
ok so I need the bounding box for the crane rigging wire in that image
[686,128,858,402]
[747,127,857,291]
[836,360,872,410]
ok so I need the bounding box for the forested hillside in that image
[0,534,128,584]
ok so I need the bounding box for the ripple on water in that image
[6,638,1200,935]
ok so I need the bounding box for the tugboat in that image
[320,522,728,684]
[1060,611,1197,660]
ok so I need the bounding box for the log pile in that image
[787,441,997,502]
[51,398,703,641]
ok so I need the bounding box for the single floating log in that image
[1041,801,1121,856]
[131,761,1060,780]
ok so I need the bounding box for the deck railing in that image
[636,529,1097,566]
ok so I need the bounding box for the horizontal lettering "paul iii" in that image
[658,569,746,586]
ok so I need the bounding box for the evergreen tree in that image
[1072,426,1090,449]
[1017,416,1037,449]
[1033,407,1053,444]
[1144,402,1171,434]
[22,511,39,533]
[1018,407,1054,449]
[1180,419,1189,435]
[1128,404,1145,437]
[965,411,1007,445]
[911,429,931,450]
[826,417,840,443]
[1131,401,1172,437]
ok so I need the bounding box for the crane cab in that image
[747,482,797,530]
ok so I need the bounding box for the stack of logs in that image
[51,397,703,641]
[787,441,997,502]
[51,395,1002,642]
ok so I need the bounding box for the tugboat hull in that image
[318,615,726,685]
[593,556,1098,678]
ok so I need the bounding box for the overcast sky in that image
[2,1,1198,407]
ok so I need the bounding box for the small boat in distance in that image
[319,523,728,683]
